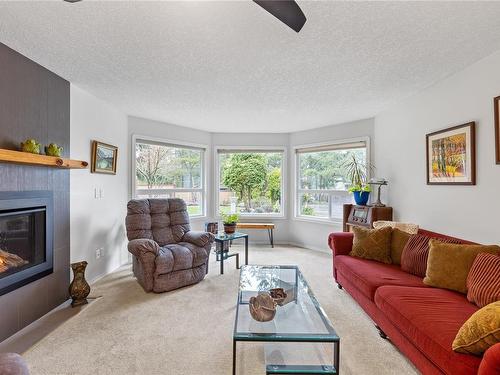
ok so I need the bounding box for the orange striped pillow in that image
[467,253,500,308]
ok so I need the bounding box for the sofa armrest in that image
[328,232,354,257]
[479,343,500,375]
[128,239,160,257]
[182,231,215,247]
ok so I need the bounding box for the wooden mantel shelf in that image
[0,148,88,169]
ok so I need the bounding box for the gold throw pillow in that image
[350,226,392,264]
[423,241,500,294]
[391,228,411,266]
[453,301,500,356]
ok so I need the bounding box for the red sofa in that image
[328,229,500,375]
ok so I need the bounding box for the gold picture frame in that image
[91,140,118,174]
[426,122,476,185]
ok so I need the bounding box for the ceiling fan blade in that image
[253,0,306,33]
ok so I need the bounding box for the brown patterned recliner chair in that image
[125,198,214,293]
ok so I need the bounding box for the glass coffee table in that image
[214,232,249,275]
[233,265,340,374]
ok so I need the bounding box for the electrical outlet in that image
[95,248,102,259]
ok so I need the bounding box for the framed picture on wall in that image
[426,122,476,185]
[495,96,500,164]
[91,141,118,174]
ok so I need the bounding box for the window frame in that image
[131,134,209,219]
[213,145,287,219]
[293,136,371,224]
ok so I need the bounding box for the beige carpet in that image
[24,245,418,375]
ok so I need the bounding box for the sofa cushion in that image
[374,285,481,375]
[467,253,500,308]
[349,226,392,264]
[334,255,426,301]
[401,234,462,278]
[424,241,500,294]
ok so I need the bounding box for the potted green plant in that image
[343,154,373,206]
[222,213,240,234]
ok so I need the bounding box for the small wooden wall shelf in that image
[0,148,88,169]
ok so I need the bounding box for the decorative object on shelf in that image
[342,203,393,232]
[44,143,63,157]
[269,287,287,306]
[344,154,374,206]
[426,122,476,185]
[20,139,41,154]
[249,292,277,322]
[368,178,388,207]
[222,212,239,234]
[495,96,500,164]
[91,140,118,174]
[204,222,218,234]
[69,261,91,307]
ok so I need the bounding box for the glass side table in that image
[214,232,249,275]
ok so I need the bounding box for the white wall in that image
[70,85,129,282]
[289,119,375,251]
[375,50,500,244]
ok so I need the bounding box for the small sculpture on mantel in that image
[69,261,90,307]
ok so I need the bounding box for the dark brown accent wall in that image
[0,43,70,342]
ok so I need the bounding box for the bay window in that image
[133,137,206,217]
[216,148,285,217]
[295,140,368,221]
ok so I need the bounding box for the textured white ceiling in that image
[1,1,500,133]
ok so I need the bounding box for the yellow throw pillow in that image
[350,226,392,264]
[391,228,411,266]
[453,301,500,356]
[423,241,500,294]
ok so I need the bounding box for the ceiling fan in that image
[63,0,307,33]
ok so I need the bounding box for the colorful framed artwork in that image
[91,141,118,174]
[426,122,476,185]
[495,96,500,164]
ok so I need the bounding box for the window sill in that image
[292,216,342,225]
[189,215,208,222]
[215,214,287,221]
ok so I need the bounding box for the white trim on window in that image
[292,136,370,223]
[131,134,209,219]
[213,145,287,219]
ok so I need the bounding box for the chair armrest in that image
[128,239,160,257]
[0,353,29,375]
[182,231,215,247]
[479,343,500,375]
[328,232,354,257]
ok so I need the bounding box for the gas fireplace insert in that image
[0,191,53,296]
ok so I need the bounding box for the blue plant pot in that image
[353,191,370,206]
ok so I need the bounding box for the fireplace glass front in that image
[0,208,46,279]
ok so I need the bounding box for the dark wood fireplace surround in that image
[0,42,70,342]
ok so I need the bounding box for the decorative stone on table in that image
[249,292,277,322]
[69,261,91,307]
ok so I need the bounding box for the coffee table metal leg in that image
[236,253,240,269]
[217,241,224,275]
[232,340,237,375]
[334,341,340,375]
[244,236,248,265]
